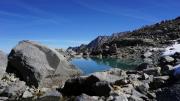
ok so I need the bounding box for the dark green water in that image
[71,57,142,75]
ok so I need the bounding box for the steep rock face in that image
[87,36,110,50]
[0,50,7,77]
[6,40,80,87]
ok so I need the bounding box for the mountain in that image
[69,16,180,58]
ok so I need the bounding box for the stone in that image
[91,71,123,83]
[143,58,153,65]
[6,40,80,87]
[147,92,156,99]
[136,63,150,71]
[37,89,62,101]
[136,83,149,95]
[60,77,87,96]
[173,66,180,79]
[75,94,99,101]
[142,73,149,80]
[150,76,169,89]
[128,95,144,101]
[60,75,102,96]
[131,89,148,100]
[0,51,7,78]
[0,80,27,99]
[92,81,112,97]
[143,67,161,76]
[173,52,180,59]
[161,65,174,75]
[160,56,175,65]
[113,94,128,101]
[0,97,8,101]
[141,51,152,58]
[114,78,129,86]
[60,75,113,97]
[22,90,33,98]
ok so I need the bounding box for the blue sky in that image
[0,0,180,53]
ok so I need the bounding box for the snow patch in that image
[163,42,180,56]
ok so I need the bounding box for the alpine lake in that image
[70,57,142,75]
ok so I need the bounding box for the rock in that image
[75,94,99,101]
[131,89,148,100]
[37,89,62,101]
[0,51,7,77]
[126,70,139,74]
[60,75,112,97]
[147,92,156,99]
[173,52,180,59]
[6,40,80,87]
[142,73,149,80]
[128,95,144,101]
[109,44,118,54]
[0,80,26,100]
[92,81,112,97]
[114,78,129,86]
[160,56,175,65]
[136,63,150,71]
[150,76,169,89]
[121,84,134,94]
[136,83,149,95]
[22,90,33,98]
[143,67,161,76]
[113,94,128,101]
[141,51,152,58]
[91,71,123,83]
[60,75,100,96]
[173,66,180,79]
[162,65,174,75]
[0,97,8,101]
[143,58,153,65]
[156,82,180,101]
[60,77,87,96]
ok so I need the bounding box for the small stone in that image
[114,78,129,86]
[162,65,174,75]
[141,51,152,58]
[75,94,99,101]
[143,67,161,76]
[38,89,62,101]
[128,95,143,101]
[92,81,112,97]
[22,90,33,98]
[160,56,175,65]
[142,73,149,80]
[147,92,156,99]
[136,83,149,95]
[150,76,169,89]
[131,89,148,99]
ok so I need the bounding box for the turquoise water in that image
[70,57,142,75]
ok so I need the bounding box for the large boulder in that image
[60,75,112,96]
[6,40,81,87]
[0,50,7,77]
[60,75,100,96]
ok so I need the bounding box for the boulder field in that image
[1,40,180,101]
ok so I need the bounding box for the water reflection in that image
[71,57,142,75]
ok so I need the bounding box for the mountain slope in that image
[69,16,180,59]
